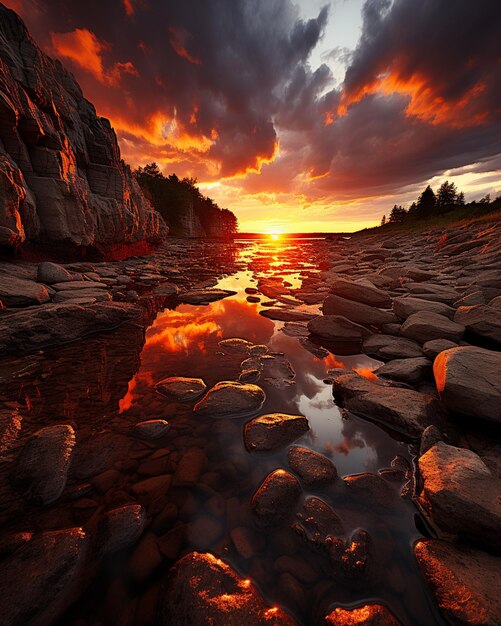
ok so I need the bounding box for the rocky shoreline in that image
[0,218,500,625]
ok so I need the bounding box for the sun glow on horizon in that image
[268,228,283,241]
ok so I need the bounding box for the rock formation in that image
[0,4,166,257]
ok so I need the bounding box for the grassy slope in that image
[358,205,501,235]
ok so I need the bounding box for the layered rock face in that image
[0,5,166,256]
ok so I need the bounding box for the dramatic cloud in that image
[4,0,501,230]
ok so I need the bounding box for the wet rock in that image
[71,432,131,480]
[401,311,464,344]
[260,354,296,387]
[344,473,396,508]
[323,295,396,327]
[405,283,459,305]
[260,308,317,322]
[287,446,337,486]
[230,526,261,559]
[100,504,146,554]
[328,529,372,581]
[161,552,297,625]
[37,262,74,284]
[219,338,252,354]
[51,280,108,291]
[307,315,371,342]
[418,442,501,550]
[14,424,75,505]
[194,381,265,418]
[282,322,309,337]
[422,338,458,360]
[0,302,138,356]
[155,376,207,402]
[244,414,309,451]
[332,373,443,436]
[179,289,236,304]
[329,277,391,308]
[454,304,501,345]
[0,274,50,307]
[433,346,501,423]
[295,496,344,543]
[174,447,207,485]
[0,405,22,456]
[419,425,442,456]
[393,296,455,320]
[252,469,302,525]
[128,532,163,582]
[239,369,261,383]
[132,475,172,499]
[325,604,402,625]
[53,289,110,302]
[250,344,269,356]
[415,539,501,626]
[132,419,170,439]
[375,357,431,385]
[363,334,423,359]
[188,515,224,549]
[152,283,178,297]
[0,528,88,626]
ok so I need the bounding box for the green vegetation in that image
[374,182,500,233]
[134,163,238,237]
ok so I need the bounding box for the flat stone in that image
[161,552,297,625]
[344,472,397,508]
[307,315,371,342]
[219,338,253,354]
[329,277,391,308]
[260,308,317,322]
[156,376,207,402]
[287,446,337,486]
[296,496,344,542]
[415,539,501,626]
[454,305,501,345]
[37,262,74,284]
[179,289,236,304]
[418,442,501,550]
[401,311,464,343]
[375,357,431,385]
[393,296,455,320]
[14,424,75,505]
[100,504,146,554]
[325,604,402,625]
[422,339,458,360]
[433,346,501,423]
[363,334,423,359]
[405,283,459,304]
[132,419,170,439]
[194,381,265,418]
[332,373,443,437]
[174,447,207,485]
[0,528,88,626]
[244,414,309,451]
[0,274,50,306]
[53,289,111,302]
[252,469,302,525]
[51,280,108,291]
[152,282,178,297]
[323,295,396,327]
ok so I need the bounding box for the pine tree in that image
[381,214,386,226]
[416,185,436,218]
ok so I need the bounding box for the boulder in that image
[375,357,431,385]
[405,283,459,304]
[155,377,207,402]
[194,381,265,418]
[0,274,50,307]
[323,295,396,326]
[0,528,88,626]
[287,446,337,486]
[393,296,455,320]
[401,311,464,343]
[454,305,501,345]
[161,552,297,625]
[433,347,501,423]
[418,442,501,550]
[37,262,74,284]
[307,315,371,342]
[363,334,423,359]
[179,289,236,304]
[260,308,317,322]
[252,469,302,525]
[332,373,443,437]
[219,338,253,354]
[14,424,75,505]
[422,339,457,360]
[415,540,501,626]
[132,420,170,439]
[325,604,402,625]
[100,504,146,554]
[329,277,391,308]
[244,414,309,451]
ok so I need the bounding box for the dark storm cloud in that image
[6,0,329,179]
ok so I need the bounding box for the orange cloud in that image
[168,26,201,65]
[50,28,138,86]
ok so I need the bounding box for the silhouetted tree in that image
[380,214,386,226]
[437,181,457,210]
[416,185,436,218]
[456,191,465,205]
[389,205,407,223]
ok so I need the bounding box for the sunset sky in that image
[6,0,501,232]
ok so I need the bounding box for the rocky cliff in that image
[0,4,166,257]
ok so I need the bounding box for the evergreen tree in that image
[380,214,386,226]
[456,191,465,205]
[389,205,406,223]
[416,185,436,218]
[437,181,457,209]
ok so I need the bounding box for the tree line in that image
[380,181,500,225]
[134,163,238,237]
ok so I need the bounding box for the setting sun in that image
[268,229,282,241]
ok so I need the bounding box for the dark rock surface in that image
[244,414,309,451]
